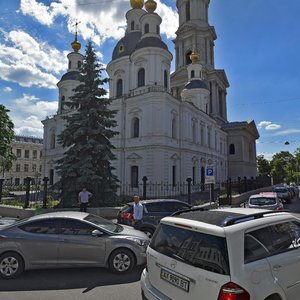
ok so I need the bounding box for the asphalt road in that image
[0,193,299,300]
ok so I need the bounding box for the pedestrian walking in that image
[78,187,92,212]
[132,195,143,230]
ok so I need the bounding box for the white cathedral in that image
[42,0,259,188]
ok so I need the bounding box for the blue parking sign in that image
[206,168,213,176]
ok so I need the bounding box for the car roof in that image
[169,207,290,227]
[125,199,191,206]
[250,192,277,198]
[26,211,89,221]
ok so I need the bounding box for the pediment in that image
[170,153,180,161]
[127,153,142,160]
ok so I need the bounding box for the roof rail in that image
[171,206,208,216]
[223,210,288,227]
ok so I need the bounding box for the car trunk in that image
[147,247,230,300]
[146,222,231,300]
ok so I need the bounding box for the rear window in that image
[150,223,230,275]
[249,197,276,205]
[274,188,288,193]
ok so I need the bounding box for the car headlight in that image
[129,237,149,247]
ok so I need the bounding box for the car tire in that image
[0,252,24,279]
[141,227,155,239]
[108,248,135,274]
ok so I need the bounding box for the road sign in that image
[206,168,214,177]
[205,167,215,184]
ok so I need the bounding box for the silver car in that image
[0,211,149,279]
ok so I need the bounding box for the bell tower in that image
[171,0,229,124]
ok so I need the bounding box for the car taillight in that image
[120,213,134,219]
[218,282,250,300]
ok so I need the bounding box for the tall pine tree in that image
[56,41,118,207]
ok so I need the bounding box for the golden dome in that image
[130,0,144,9]
[190,51,199,64]
[145,0,157,12]
[71,33,81,53]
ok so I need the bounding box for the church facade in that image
[42,0,259,187]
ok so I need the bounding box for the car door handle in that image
[273,265,282,270]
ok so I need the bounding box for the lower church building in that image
[42,0,259,189]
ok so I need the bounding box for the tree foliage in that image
[0,104,15,176]
[56,41,118,207]
[257,155,271,177]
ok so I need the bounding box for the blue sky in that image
[1,0,300,160]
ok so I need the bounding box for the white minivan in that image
[141,208,300,300]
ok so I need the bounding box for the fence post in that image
[244,176,247,193]
[142,176,148,200]
[238,177,241,194]
[229,177,232,206]
[210,183,215,204]
[226,179,229,204]
[186,177,192,205]
[43,177,49,209]
[24,177,31,209]
[0,179,4,203]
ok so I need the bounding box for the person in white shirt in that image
[133,195,143,230]
[78,188,92,212]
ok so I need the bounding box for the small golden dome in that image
[190,51,199,64]
[71,33,81,53]
[145,0,157,12]
[130,0,144,9]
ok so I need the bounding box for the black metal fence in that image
[0,175,278,208]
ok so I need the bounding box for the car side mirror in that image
[92,229,103,237]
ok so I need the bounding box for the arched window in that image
[191,70,195,78]
[192,122,196,143]
[131,21,135,30]
[229,144,235,155]
[116,79,123,97]
[131,166,139,188]
[185,50,192,65]
[132,117,140,138]
[156,25,160,34]
[68,61,71,69]
[164,70,168,89]
[50,133,55,149]
[137,68,145,87]
[186,1,190,21]
[144,23,149,34]
[219,90,223,116]
[172,118,177,139]
[77,61,81,69]
[61,95,65,111]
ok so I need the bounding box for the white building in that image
[42,0,259,188]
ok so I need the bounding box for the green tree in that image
[270,151,294,183]
[56,41,118,207]
[0,104,15,177]
[257,155,271,177]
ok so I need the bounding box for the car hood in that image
[118,224,149,240]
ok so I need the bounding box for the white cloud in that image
[258,121,271,128]
[265,124,281,130]
[257,152,275,161]
[10,94,58,137]
[19,0,178,45]
[258,120,281,131]
[3,87,12,92]
[273,129,300,136]
[0,30,67,88]
[13,94,58,119]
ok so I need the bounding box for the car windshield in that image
[249,197,276,206]
[84,214,122,233]
[274,188,287,193]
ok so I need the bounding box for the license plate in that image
[160,268,190,292]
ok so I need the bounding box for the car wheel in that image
[142,227,154,239]
[108,248,135,274]
[0,252,24,279]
